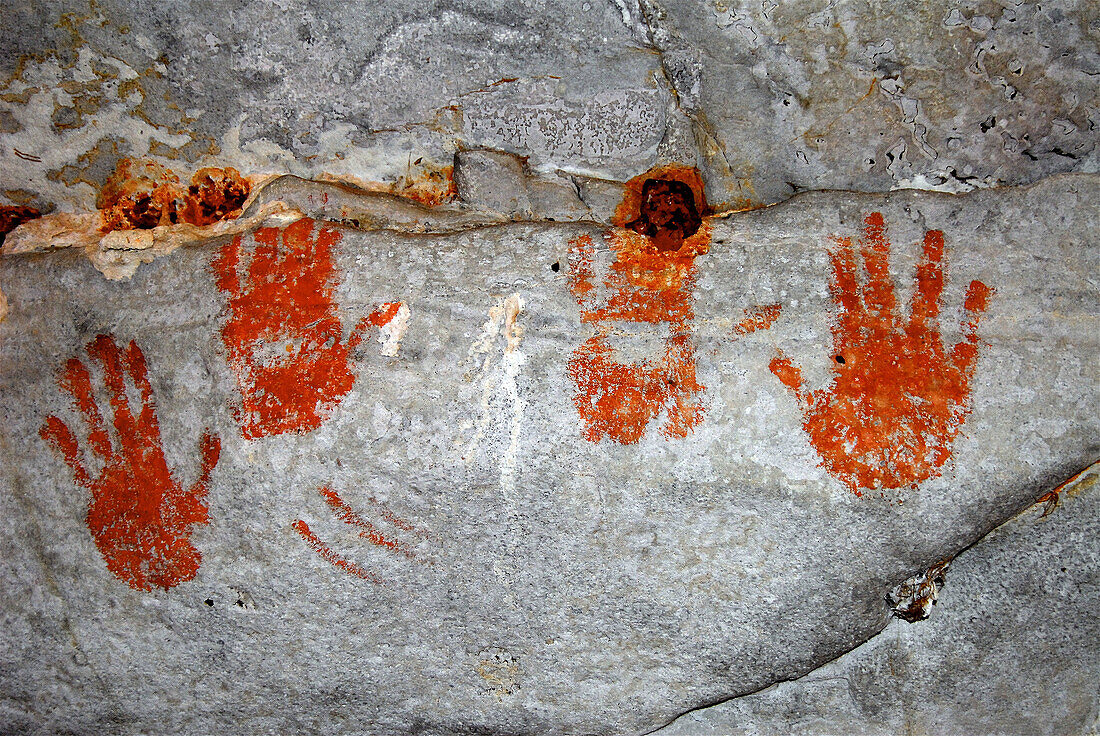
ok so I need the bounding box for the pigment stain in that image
[39,335,221,591]
[567,164,711,444]
[733,303,783,337]
[0,205,42,242]
[212,218,402,439]
[769,212,993,494]
[292,486,432,581]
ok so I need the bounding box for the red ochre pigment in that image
[40,335,220,591]
[733,303,783,337]
[0,205,41,240]
[212,218,402,439]
[293,486,431,581]
[567,164,711,444]
[770,212,993,495]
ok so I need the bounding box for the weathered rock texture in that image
[1,172,1096,734]
[655,464,1100,736]
[1,1,1098,734]
[2,1,1096,216]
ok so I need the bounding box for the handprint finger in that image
[211,233,243,296]
[347,315,372,350]
[59,355,113,461]
[349,302,402,349]
[952,280,993,373]
[769,350,809,409]
[39,416,91,487]
[312,221,341,258]
[827,235,862,335]
[189,431,222,498]
[124,339,161,439]
[246,227,283,295]
[87,335,141,455]
[909,229,945,328]
[858,212,897,319]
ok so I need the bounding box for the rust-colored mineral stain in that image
[97,157,249,232]
[568,164,711,444]
[397,164,457,207]
[733,303,783,337]
[179,166,250,226]
[0,205,42,237]
[39,335,221,591]
[0,205,41,245]
[213,218,398,439]
[769,212,993,494]
[99,157,183,231]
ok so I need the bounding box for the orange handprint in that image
[769,212,993,495]
[567,165,711,444]
[213,218,403,439]
[39,335,221,591]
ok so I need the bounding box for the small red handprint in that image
[39,335,221,591]
[567,165,712,445]
[769,212,993,495]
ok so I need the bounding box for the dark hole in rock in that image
[626,178,702,252]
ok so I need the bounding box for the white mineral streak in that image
[463,294,527,498]
[377,303,411,357]
[463,298,508,463]
[499,294,527,498]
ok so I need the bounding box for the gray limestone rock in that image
[0,173,1096,734]
[3,1,1096,216]
[633,0,1100,207]
[654,464,1100,736]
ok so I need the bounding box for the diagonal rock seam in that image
[642,458,1100,735]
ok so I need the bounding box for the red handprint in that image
[39,335,221,591]
[769,212,993,495]
[213,218,402,439]
[567,165,711,444]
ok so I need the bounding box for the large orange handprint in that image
[213,218,403,439]
[40,335,221,591]
[769,212,993,495]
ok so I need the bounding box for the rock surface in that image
[1,1,1098,733]
[1,173,1096,734]
[654,463,1100,736]
[2,1,1096,215]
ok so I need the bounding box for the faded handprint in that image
[769,212,993,494]
[39,335,221,591]
[213,218,403,439]
[567,166,711,444]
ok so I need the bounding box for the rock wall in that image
[1,1,1097,734]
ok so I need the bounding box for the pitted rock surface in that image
[2,1,1096,217]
